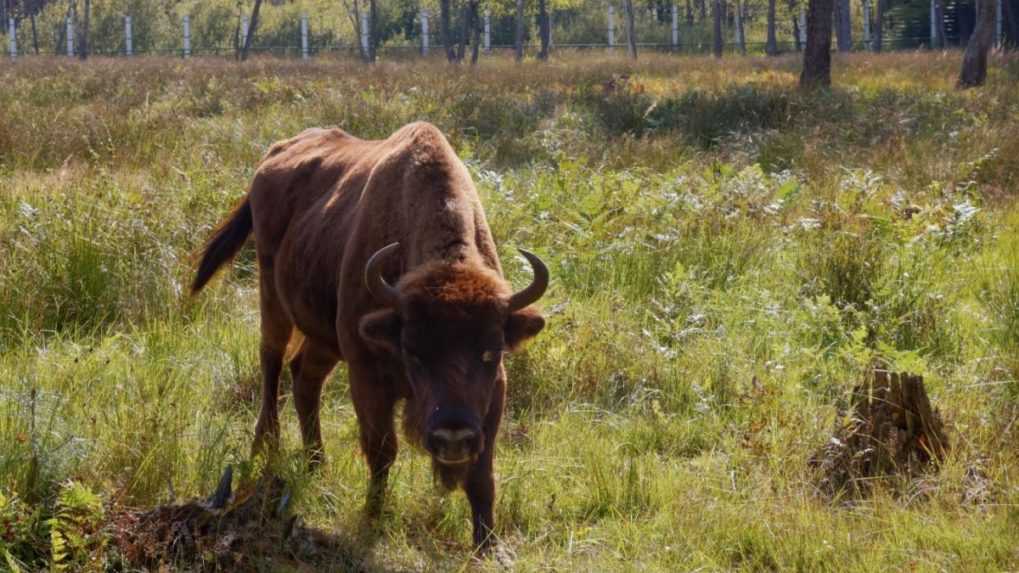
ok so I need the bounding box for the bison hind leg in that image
[291,339,340,467]
[252,267,295,457]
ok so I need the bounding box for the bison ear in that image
[359,309,402,354]
[505,307,545,352]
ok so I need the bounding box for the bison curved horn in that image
[365,242,401,308]
[508,249,549,311]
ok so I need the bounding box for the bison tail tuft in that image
[191,198,253,295]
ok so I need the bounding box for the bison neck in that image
[395,166,500,275]
[403,197,494,270]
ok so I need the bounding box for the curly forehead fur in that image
[396,260,511,307]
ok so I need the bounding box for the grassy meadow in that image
[1,52,1018,571]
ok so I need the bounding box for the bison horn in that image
[365,242,401,307]
[508,249,549,311]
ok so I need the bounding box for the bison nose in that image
[426,427,480,466]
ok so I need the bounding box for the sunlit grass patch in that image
[0,53,1017,570]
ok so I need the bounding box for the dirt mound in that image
[112,467,369,571]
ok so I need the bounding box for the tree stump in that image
[813,370,950,498]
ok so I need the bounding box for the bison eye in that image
[481,350,502,363]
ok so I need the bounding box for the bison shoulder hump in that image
[394,122,454,165]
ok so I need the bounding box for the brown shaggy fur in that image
[191,122,545,548]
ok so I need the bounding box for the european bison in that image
[191,122,548,548]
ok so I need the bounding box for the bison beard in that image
[191,122,547,549]
[403,392,477,491]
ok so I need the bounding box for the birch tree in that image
[340,0,372,62]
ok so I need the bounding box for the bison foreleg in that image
[350,365,399,517]
[464,459,496,549]
[465,373,505,550]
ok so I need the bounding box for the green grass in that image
[1,51,1018,571]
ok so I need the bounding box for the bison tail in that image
[191,198,253,295]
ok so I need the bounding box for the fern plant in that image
[46,481,107,572]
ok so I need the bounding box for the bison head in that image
[358,243,547,468]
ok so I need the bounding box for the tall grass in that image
[1,52,1018,570]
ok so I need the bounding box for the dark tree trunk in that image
[790,0,802,51]
[56,0,71,54]
[368,0,377,63]
[469,0,481,64]
[233,4,241,55]
[686,0,694,25]
[712,0,723,56]
[959,0,995,87]
[873,0,885,51]
[78,0,89,60]
[934,0,946,48]
[835,0,852,51]
[736,0,746,54]
[441,0,455,62]
[457,1,469,61]
[538,0,550,60]
[801,0,835,87]
[624,0,637,59]
[240,0,263,61]
[31,10,39,54]
[766,0,778,54]
[1007,0,1018,48]
[514,0,524,61]
[698,0,706,22]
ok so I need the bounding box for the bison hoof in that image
[305,448,325,471]
[472,537,513,566]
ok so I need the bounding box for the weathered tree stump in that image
[813,370,950,498]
